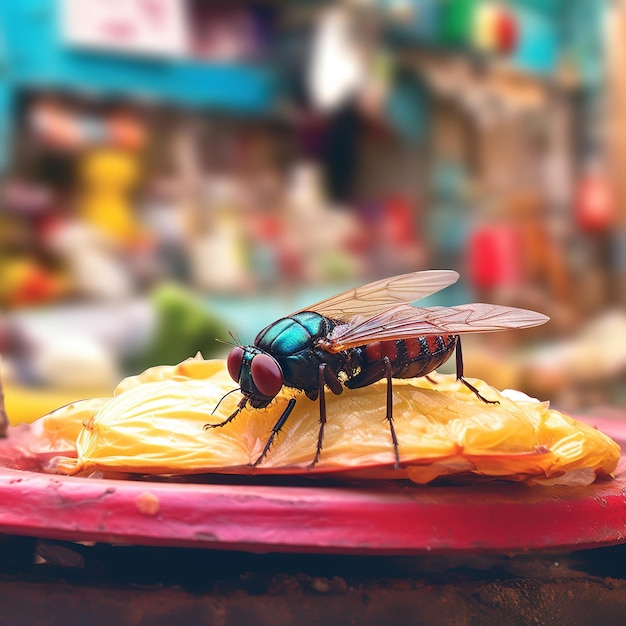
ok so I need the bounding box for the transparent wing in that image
[298,270,460,322]
[325,303,550,352]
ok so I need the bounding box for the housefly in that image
[205,270,549,468]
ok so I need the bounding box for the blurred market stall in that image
[0,0,623,419]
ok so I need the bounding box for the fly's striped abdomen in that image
[343,334,457,391]
[363,335,457,379]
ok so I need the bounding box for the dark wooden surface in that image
[1,536,626,625]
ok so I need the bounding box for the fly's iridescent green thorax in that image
[255,311,333,355]
[254,312,342,394]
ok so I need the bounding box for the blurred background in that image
[0,0,624,424]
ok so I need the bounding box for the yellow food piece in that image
[53,356,620,484]
[40,397,111,450]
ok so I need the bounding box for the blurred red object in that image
[473,3,518,55]
[467,225,522,290]
[384,195,418,248]
[496,8,518,54]
[107,111,147,151]
[575,173,614,233]
[2,258,66,308]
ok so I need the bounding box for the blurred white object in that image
[189,178,250,292]
[9,300,155,360]
[286,162,364,282]
[32,335,120,391]
[7,299,156,388]
[61,0,188,59]
[48,221,134,300]
[530,310,626,384]
[308,7,366,111]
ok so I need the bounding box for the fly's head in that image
[227,345,284,409]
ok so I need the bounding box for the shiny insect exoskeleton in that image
[205,270,549,468]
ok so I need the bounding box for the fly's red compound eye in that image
[251,353,283,398]
[227,346,244,382]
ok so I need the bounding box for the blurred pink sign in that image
[61,0,188,58]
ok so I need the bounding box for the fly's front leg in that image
[252,398,297,466]
[383,356,400,469]
[455,336,499,404]
[204,396,247,430]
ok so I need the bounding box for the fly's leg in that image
[204,396,247,430]
[455,336,499,404]
[252,398,297,466]
[344,357,400,468]
[383,356,401,469]
[308,364,329,470]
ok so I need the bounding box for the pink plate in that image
[0,409,624,555]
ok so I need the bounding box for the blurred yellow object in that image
[4,383,110,427]
[473,2,499,52]
[48,356,620,485]
[78,148,142,246]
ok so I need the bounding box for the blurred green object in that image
[128,284,228,373]
[439,0,479,47]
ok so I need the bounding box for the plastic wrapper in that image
[48,355,619,485]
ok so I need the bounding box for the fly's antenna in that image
[216,330,243,348]
[211,387,241,416]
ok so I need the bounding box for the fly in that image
[204,270,549,469]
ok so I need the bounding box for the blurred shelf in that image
[0,2,280,114]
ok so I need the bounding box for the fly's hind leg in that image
[455,336,499,404]
[344,358,401,468]
[383,357,401,469]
